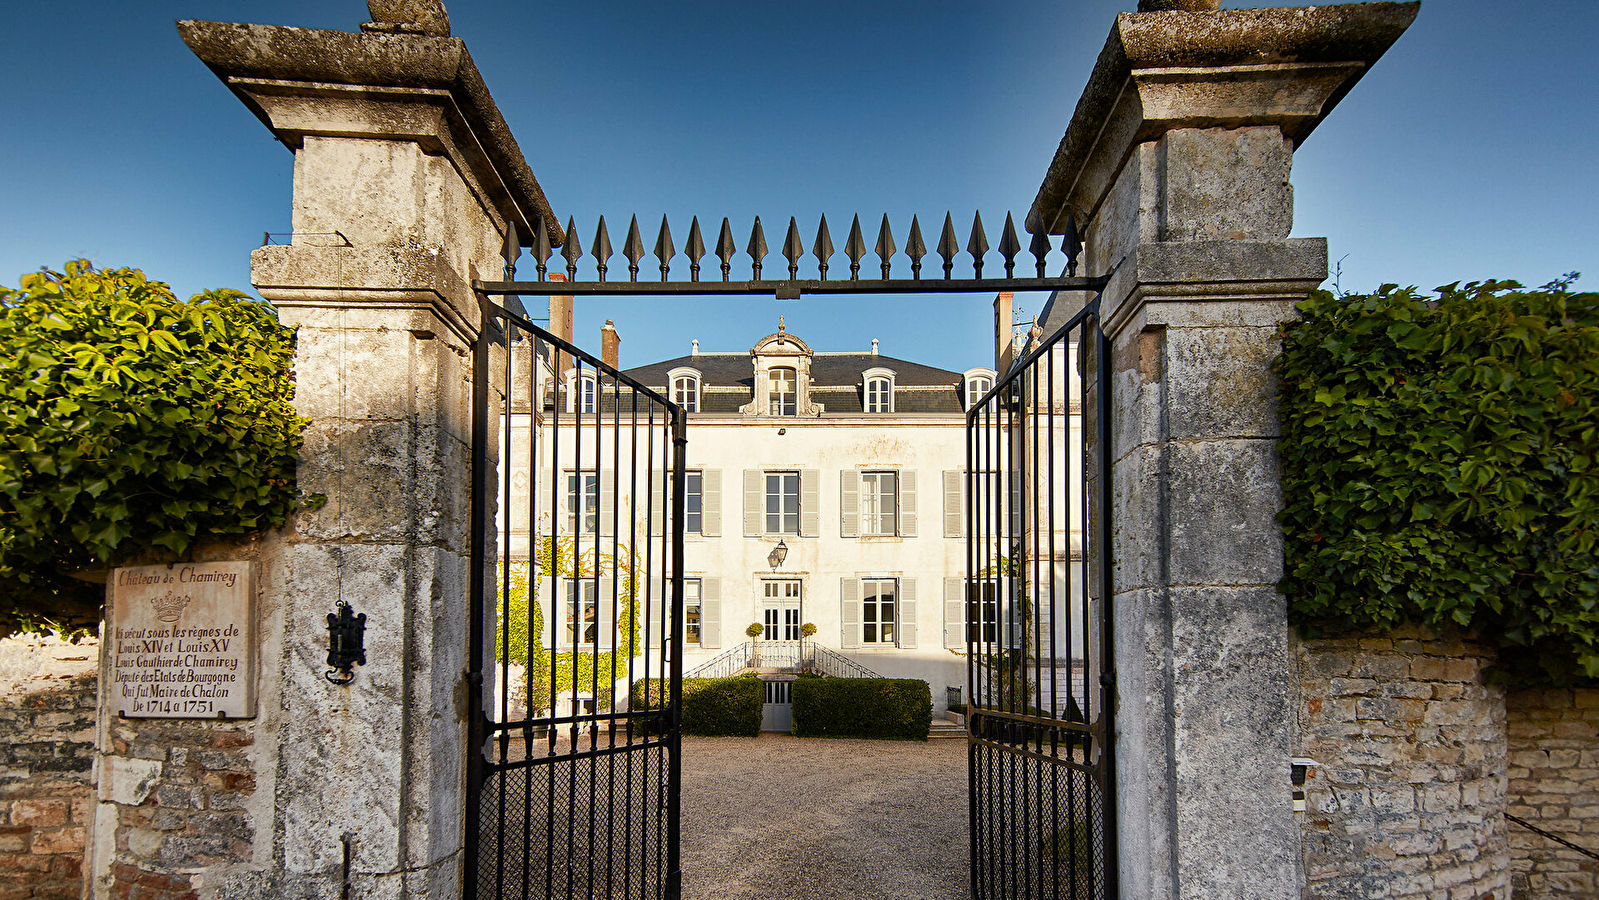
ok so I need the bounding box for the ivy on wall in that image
[1277,277,1599,684]
[0,261,308,635]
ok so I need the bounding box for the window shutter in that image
[839,578,861,650]
[646,581,665,654]
[899,470,917,537]
[897,578,918,649]
[944,578,965,650]
[596,468,615,536]
[800,469,820,537]
[1008,470,1022,538]
[649,469,665,537]
[599,591,617,648]
[702,469,722,537]
[839,470,859,538]
[943,470,963,538]
[700,578,722,649]
[743,470,762,536]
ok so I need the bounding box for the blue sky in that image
[3,0,1594,372]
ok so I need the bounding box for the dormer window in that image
[863,367,896,413]
[577,373,598,413]
[963,368,997,410]
[669,368,701,413]
[768,367,797,416]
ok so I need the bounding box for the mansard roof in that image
[622,352,967,414]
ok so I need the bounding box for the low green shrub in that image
[791,677,931,740]
[1277,278,1599,684]
[630,674,762,737]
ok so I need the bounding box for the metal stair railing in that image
[809,644,883,679]
[683,641,883,680]
[684,643,752,679]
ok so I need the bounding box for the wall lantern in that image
[326,600,367,685]
[767,539,789,569]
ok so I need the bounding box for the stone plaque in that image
[110,562,255,719]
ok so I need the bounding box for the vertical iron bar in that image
[464,293,490,900]
[666,409,688,900]
[496,318,513,900]
[1096,312,1119,900]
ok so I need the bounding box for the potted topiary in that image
[747,622,765,665]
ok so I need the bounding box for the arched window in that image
[672,374,699,412]
[768,367,796,416]
[963,369,996,410]
[863,368,895,413]
[576,373,597,413]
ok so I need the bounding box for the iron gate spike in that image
[533,216,554,281]
[685,216,706,283]
[906,215,926,280]
[623,215,645,282]
[1029,227,1052,278]
[812,215,834,281]
[998,213,1021,280]
[501,219,519,279]
[938,212,959,280]
[653,215,675,282]
[716,217,736,282]
[783,217,804,281]
[1063,214,1082,277]
[747,217,767,281]
[561,216,582,281]
[875,214,896,279]
[844,215,866,281]
[593,216,613,283]
[967,211,989,279]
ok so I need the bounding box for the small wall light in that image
[767,539,789,569]
[326,600,367,684]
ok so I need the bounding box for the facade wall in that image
[1293,628,1510,899]
[1506,687,1599,898]
[0,634,98,900]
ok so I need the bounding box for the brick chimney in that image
[601,320,620,369]
[548,273,573,373]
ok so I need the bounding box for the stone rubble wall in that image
[1506,687,1599,898]
[0,634,99,900]
[101,715,256,900]
[1293,627,1510,899]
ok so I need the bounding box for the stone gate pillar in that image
[86,16,557,899]
[1028,4,1417,898]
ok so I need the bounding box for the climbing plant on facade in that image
[0,261,308,635]
[1277,276,1599,684]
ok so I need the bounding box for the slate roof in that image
[622,352,968,414]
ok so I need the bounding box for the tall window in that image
[577,373,598,413]
[765,472,799,534]
[566,471,598,534]
[673,374,699,412]
[965,374,993,409]
[685,578,702,645]
[685,471,703,533]
[768,367,796,416]
[564,580,599,645]
[865,376,892,412]
[967,581,999,644]
[862,579,897,644]
[860,471,898,536]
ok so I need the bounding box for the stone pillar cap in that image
[178,19,560,249]
[1029,2,1418,234]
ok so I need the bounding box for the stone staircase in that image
[929,713,966,739]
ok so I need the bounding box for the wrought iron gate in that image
[468,210,1114,900]
[966,299,1116,900]
[466,299,687,900]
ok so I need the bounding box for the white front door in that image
[761,579,802,640]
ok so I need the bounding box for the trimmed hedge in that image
[630,675,762,737]
[791,677,931,740]
[1277,279,1599,684]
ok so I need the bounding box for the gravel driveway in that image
[680,734,969,900]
